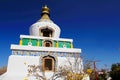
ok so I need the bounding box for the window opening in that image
[44,59,52,70]
[41,28,52,37]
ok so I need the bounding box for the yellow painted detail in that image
[56,41,58,47]
[70,42,73,48]
[37,41,40,46]
[19,39,22,45]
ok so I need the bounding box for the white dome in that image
[29,5,61,38]
[30,19,61,38]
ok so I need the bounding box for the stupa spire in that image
[41,5,50,20]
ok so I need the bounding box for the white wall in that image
[1,55,83,80]
[7,55,39,76]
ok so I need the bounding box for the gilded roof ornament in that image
[42,5,50,15]
[40,5,50,20]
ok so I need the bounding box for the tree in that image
[110,63,120,80]
[24,56,89,80]
[83,60,95,80]
[98,69,107,80]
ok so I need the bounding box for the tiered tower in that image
[0,5,83,80]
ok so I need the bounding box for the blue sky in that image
[0,0,120,70]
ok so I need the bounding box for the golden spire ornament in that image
[41,5,50,15]
[41,5,50,20]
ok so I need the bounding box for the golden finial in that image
[40,5,50,20]
[41,5,50,15]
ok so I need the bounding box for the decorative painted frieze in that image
[12,50,80,57]
[19,38,72,48]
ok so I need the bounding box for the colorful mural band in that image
[12,50,80,57]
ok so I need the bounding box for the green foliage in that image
[98,69,107,80]
[110,63,120,80]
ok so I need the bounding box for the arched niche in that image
[43,39,53,47]
[39,53,58,72]
[42,55,55,71]
[40,27,54,37]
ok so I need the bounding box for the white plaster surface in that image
[30,20,61,38]
[0,55,86,80]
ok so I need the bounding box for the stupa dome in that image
[29,5,61,38]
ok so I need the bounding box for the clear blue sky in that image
[0,0,120,70]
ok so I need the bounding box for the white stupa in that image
[0,5,89,80]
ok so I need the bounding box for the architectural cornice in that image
[11,44,81,53]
